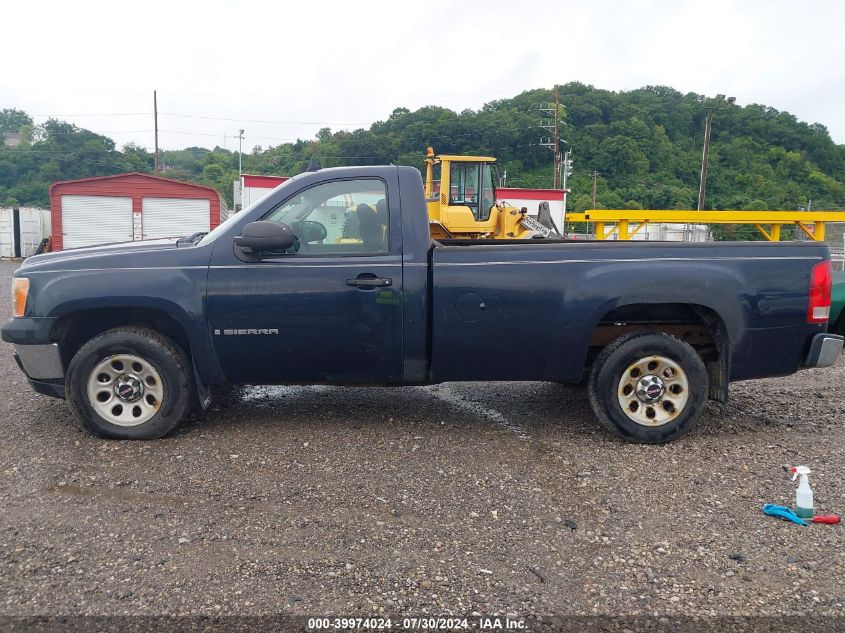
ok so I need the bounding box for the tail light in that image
[807,260,832,323]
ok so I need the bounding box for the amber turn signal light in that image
[13,277,29,317]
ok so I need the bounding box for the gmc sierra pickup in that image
[3,166,842,443]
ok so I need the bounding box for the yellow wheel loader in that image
[423,147,560,240]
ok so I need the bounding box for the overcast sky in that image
[4,0,844,154]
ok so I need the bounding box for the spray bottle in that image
[790,466,814,519]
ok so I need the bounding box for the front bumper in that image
[10,348,66,399]
[3,318,66,399]
[2,317,63,379]
[14,343,64,379]
[803,333,844,368]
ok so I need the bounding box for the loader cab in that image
[424,148,499,237]
[448,159,497,222]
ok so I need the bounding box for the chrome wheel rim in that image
[86,354,164,427]
[617,355,689,427]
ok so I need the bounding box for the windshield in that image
[197,173,306,247]
[448,161,496,221]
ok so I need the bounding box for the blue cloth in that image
[763,503,807,526]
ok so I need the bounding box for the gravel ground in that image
[1,260,844,627]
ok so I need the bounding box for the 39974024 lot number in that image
[307,617,475,630]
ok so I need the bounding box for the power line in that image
[156,126,540,143]
[159,112,373,126]
[4,138,542,163]
[9,129,154,136]
[32,111,543,131]
[30,111,370,126]
[7,86,505,100]
[3,149,134,155]
[20,124,538,142]
[31,112,151,117]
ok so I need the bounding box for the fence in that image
[822,223,845,270]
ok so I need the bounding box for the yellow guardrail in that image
[565,210,845,241]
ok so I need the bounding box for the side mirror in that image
[293,220,327,244]
[234,221,297,260]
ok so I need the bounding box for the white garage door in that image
[62,195,133,249]
[142,197,210,240]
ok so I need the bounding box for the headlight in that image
[12,277,30,317]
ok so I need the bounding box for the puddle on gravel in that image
[419,384,529,440]
[234,384,529,439]
[47,483,193,506]
[238,385,328,402]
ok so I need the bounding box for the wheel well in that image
[588,303,729,402]
[51,308,192,367]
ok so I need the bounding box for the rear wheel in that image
[66,327,193,439]
[588,333,708,443]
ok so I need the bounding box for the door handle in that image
[346,276,392,288]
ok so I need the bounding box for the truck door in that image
[206,176,403,385]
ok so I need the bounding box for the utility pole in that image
[539,85,562,189]
[591,170,598,209]
[561,150,573,191]
[153,90,159,173]
[698,94,735,211]
[238,129,244,180]
[553,86,560,189]
[697,107,713,211]
[561,149,573,217]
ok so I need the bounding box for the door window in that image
[479,163,496,222]
[262,179,389,255]
[449,162,480,218]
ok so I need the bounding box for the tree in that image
[1,87,844,218]
[0,108,32,135]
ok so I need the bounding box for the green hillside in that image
[2,83,844,239]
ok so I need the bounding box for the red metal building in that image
[50,173,228,251]
[239,174,290,210]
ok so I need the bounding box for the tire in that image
[588,332,708,444]
[66,327,194,439]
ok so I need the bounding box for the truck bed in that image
[429,239,828,383]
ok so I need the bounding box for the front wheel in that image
[66,327,194,439]
[588,333,709,443]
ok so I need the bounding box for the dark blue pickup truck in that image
[3,166,842,443]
